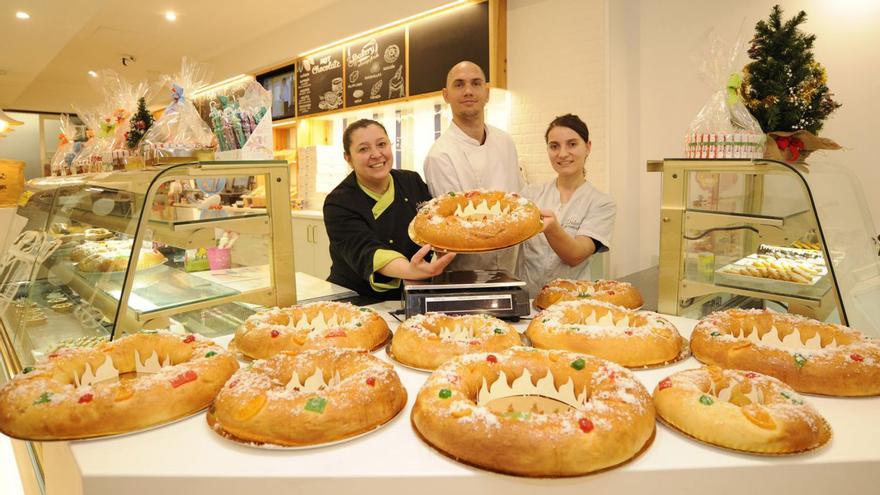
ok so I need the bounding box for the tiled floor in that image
[1,433,26,495]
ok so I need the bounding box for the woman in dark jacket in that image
[323,119,455,300]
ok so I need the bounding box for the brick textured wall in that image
[507,0,607,193]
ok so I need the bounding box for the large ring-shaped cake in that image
[210,348,407,446]
[526,299,683,367]
[691,309,880,396]
[411,347,655,477]
[653,366,832,454]
[0,331,238,440]
[534,278,644,310]
[411,190,542,252]
[232,302,390,360]
[390,313,522,370]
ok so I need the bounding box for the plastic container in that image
[206,247,232,271]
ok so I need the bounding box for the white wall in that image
[609,0,880,276]
[508,0,607,191]
[0,112,43,179]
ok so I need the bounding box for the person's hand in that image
[540,209,560,233]
[408,244,456,279]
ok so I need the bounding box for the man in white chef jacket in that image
[424,61,524,273]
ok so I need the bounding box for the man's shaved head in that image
[445,61,486,88]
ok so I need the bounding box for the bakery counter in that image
[47,303,880,495]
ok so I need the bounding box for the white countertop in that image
[290,209,323,220]
[63,303,880,495]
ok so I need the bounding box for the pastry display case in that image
[0,160,295,376]
[650,156,880,335]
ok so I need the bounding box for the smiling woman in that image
[516,114,617,298]
[322,119,455,300]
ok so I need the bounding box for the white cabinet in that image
[292,213,331,280]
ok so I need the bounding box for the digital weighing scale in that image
[402,270,530,320]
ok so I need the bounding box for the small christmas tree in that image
[126,97,154,150]
[741,5,841,134]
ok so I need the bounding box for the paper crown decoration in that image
[744,326,829,351]
[74,350,172,388]
[712,380,765,406]
[576,310,632,329]
[477,368,589,411]
[453,200,511,218]
[438,324,480,341]
[286,367,341,393]
[292,312,342,331]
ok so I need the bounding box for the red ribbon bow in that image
[774,136,805,161]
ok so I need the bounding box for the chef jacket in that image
[323,169,432,300]
[516,179,616,297]
[423,122,524,274]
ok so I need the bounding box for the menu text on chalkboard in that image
[345,28,406,108]
[296,49,345,117]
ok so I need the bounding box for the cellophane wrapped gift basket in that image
[684,31,764,160]
[142,57,217,164]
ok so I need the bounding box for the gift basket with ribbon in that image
[49,114,80,176]
[685,30,765,160]
[142,57,217,164]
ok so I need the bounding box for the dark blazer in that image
[323,169,432,300]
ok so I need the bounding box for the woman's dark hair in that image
[342,119,388,156]
[544,114,589,144]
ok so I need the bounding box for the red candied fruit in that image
[578,417,594,433]
[270,329,280,338]
[745,372,758,379]
[469,339,480,345]
[366,377,376,387]
[326,329,347,338]
[170,370,198,388]
[658,378,673,390]
[183,335,196,344]
[78,393,94,404]
[624,330,633,336]
[851,354,864,362]
[486,354,498,363]
[48,353,59,359]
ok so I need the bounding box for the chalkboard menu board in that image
[296,49,344,117]
[345,28,406,108]
[408,2,490,96]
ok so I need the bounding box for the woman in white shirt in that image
[516,114,616,297]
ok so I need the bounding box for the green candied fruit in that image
[33,392,52,405]
[22,366,35,374]
[205,351,217,358]
[503,411,531,421]
[571,358,586,370]
[448,192,456,197]
[793,353,808,369]
[359,307,371,312]
[710,331,721,337]
[542,318,550,323]
[780,391,803,405]
[699,395,714,406]
[577,293,591,298]
[493,328,505,334]
[438,388,452,399]
[356,322,363,327]
[305,397,327,413]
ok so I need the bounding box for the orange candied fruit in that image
[233,394,267,422]
[741,404,776,430]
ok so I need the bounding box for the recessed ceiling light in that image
[15,11,30,20]
[165,11,177,22]
[88,70,98,78]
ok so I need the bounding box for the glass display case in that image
[650,156,880,335]
[0,160,295,375]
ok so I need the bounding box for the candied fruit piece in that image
[233,394,267,421]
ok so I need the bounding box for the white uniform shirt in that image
[516,179,616,297]
[424,122,525,273]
